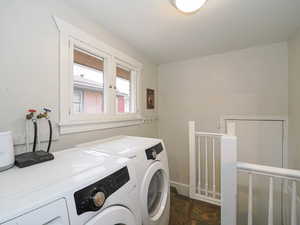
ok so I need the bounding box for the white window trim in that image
[53,16,143,134]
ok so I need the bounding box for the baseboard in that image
[170,181,190,197]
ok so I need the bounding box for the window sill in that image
[59,117,144,134]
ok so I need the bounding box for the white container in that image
[0,131,14,171]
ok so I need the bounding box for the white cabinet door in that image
[233,120,283,225]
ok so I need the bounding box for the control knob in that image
[151,150,157,159]
[91,190,106,208]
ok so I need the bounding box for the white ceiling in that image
[64,0,300,64]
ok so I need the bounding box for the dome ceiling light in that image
[171,0,208,14]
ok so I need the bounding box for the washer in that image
[0,147,141,225]
[77,136,170,225]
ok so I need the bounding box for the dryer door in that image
[141,161,169,225]
[85,206,137,225]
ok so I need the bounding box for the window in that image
[55,17,142,134]
[116,66,132,113]
[73,48,104,114]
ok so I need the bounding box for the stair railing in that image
[236,162,300,225]
[189,121,237,225]
[189,121,300,225]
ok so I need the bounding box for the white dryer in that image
[77,136,170,225]
[0,147,141,225]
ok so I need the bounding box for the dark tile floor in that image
[169,188,220,225]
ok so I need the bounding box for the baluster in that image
[197,136,201,194]
[291,180,297,225]
[212,137,216,198]
[283,179,289,225]
[205,136,208,196]
[268,177,274,225]
[248,173,253,225]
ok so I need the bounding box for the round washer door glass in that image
[147,169,167,217]
[85,206,137,225]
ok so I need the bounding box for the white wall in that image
[0,0,158,154]
[158,43,288,185]
[288,29,300,170]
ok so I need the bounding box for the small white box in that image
[0,131,14,171]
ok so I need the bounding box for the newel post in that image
[221,135,237,225]
[189,121,196,198]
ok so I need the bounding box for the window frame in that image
[70,38,111,120]
[54,16,143,134]
[114,59,138,115]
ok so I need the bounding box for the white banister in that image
[291,180,297,225]
[268,177,274,225]
[196,131,226,137]
[190,121,300,225]
[189,121,227,206]
[248,173,253,225]
[237,162,300,225]
[237,162,300,180]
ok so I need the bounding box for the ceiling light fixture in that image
[171,0,208,13]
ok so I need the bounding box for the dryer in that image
[0,147,141,225]
[77,136,170,225]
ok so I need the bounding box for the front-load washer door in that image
[141,161,169,225]
[85,206,137,225]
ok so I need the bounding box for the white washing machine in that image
[77,136,170,225]
[0,147,141,225]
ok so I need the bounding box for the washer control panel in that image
[74,167,129,215]
[145,143,163,160]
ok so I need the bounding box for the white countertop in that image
[77,136,162,158]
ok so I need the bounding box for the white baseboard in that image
[170,181,190,197]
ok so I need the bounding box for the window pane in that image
[116,66,132,113]
[73,48,104,114]
[73,89,83,113]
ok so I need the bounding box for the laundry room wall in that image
[158,42,289,191]
[0,0,158,154]
[288,28,300,170]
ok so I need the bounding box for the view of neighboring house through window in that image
[72,48,104,114]
[116,66,132,113]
